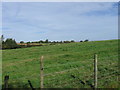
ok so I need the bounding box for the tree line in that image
[20,39,88,44]
[0,35,89,50]
[20,39,75,44]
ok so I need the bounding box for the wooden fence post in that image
[4,75,9,88]
[94,54,97,88]
[40,56,44,88]
[28,80,34,90]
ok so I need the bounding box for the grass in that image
[2,39,119,88]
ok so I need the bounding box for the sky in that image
[1,2,118,42]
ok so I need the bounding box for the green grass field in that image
[2,40,119,88]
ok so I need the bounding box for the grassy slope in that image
[2,40,119,88]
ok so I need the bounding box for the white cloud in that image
[2,2,118,41]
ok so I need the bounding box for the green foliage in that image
[38,40,44,43]
[0,35,4,43]
[45,39,49,43]
[3,38,18,49]
[63,41,71,43]
[20,41,24,43]
[27,41,30,44]
[71,40,75,42]
[80,40,83,42]
[84,39,89,42]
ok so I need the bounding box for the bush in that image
[71,40,75,42]
[84,39,89,42]
[20,41,24,43]
[3,38,18,49]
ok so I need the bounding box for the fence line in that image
[94,54,97,88]
[40,54,119,88]
[44,67,79,77]
[40,54,98,88]
[40,56,44,88]
[43,62,117,77]
[44,54,118,69]
[3,54,118,88]
[44,66,92,77]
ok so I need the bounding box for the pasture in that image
[2,40,119,88]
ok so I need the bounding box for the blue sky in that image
[2,2,118,42]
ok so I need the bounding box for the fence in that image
[40,54,98,88]
[3,54,119,89]
[39,54,118,88]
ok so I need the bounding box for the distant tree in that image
[64,41,70,43]
[0,35,4,49]
[45,39,49,43]
[36,41,40,43]
[27,41,30,44]
[26,41,31,46]
[80,40,83,42]
[4,38,18,49]
[59,41,62,43]
[20,41,24,43]
[71,40,75,42]
[0,35,4,42]
[48,41,51,43]
[33,41,39,43]
[26,41,30,45]
[56,41,59,43]
[84,39,89,42]
[39,40,44,43]
[53,41,56,43]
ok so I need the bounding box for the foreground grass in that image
[2,40,119,88]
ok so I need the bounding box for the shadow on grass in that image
[2,80,31,89]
